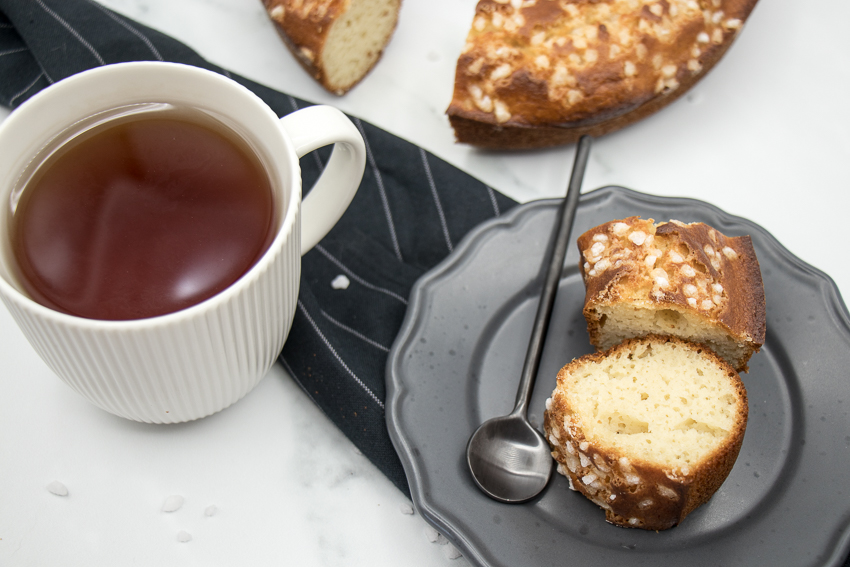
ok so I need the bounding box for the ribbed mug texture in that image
[1,215,300,423]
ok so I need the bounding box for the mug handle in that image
[278,105,366,255]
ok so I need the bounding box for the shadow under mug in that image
[0,62,366,423]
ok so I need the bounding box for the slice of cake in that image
[263,0,402,95]
[544,335,748,530]
[578,217,765,372]
[446,0,759,149]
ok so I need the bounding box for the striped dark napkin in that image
[0,0,516,495]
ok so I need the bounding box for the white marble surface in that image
[1,0,850,565]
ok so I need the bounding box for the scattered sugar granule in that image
[424,525,440,543]
[47,481,68,497]
[331,275,350,290]
[176,530,192,543]
[443,542,463,560]
[399,502,414,515]
[162,495,184,513]
[424,525,448,545]
[204,505,218,517]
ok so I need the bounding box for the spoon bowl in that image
[466,413,554,503]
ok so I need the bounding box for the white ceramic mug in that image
[0,62,365,423]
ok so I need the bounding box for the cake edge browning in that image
[263,0,344,92]
[447,28,731,150]
[543,335,748,530]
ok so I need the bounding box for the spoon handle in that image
[512,135,592,417]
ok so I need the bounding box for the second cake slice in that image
[577,217,765,372]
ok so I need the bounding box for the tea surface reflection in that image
[12,106,275,320]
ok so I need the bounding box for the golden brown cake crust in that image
[447,0,759,149]
[577,217,766,371]
[263,0,346,91]
[544,335,748,530]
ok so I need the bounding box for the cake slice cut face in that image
[263,0,401,95]
[544,336,748,530]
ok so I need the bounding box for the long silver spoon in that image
[466,135,592,503]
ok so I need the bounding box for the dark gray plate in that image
[386,186,850,567]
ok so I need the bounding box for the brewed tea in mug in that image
[11,103,276,321]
